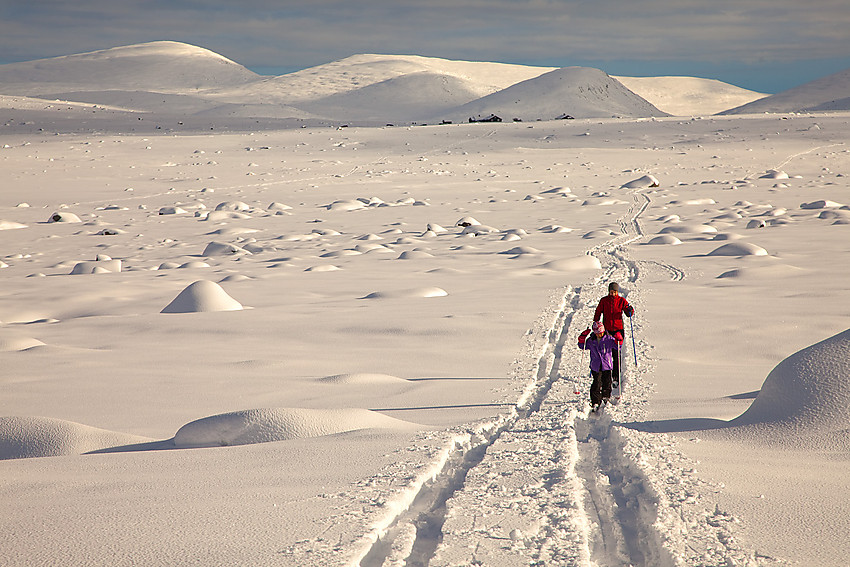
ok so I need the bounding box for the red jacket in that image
[593,295,633,334]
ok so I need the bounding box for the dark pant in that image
[613,347,621,382]
[590,369,612,406]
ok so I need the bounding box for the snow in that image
[731,329,850,440]
[160,280,244,313]
[1,41,850,566]
[723,67,850,114]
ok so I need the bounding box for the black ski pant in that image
[613,346,621,383]
[590,369,613,406]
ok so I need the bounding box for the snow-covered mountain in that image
[615,76,766,116]
[295,72,487,122]
[721,67,850,114]
[441,66,667,121]
[0,41,822,122]
[218,53,554,104]
[0,41,260,95]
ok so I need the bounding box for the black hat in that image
[608,282,619,292]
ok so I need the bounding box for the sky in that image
[1,0,850,94]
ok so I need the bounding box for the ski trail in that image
[352,287,578,567]
[355,181,676,567]
[574,414,680,567]
[352,177,764,566]
[744,143,845,180]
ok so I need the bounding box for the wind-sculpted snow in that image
[731,328,850,442]
[160,280,244,313]
[172,408,420,448]
[0,332,46,352]
[2,72,849,565]
[361,286,448,299]
[0,416,153,460]
[318,373,409,385]
[707,242,769,256]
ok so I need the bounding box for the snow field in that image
[1,107,849,565]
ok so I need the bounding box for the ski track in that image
[345,183,777,567]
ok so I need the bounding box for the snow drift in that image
[161,280,244,313]
[731,329,850,441]
[172,408,420,448]
[0,416,152,460]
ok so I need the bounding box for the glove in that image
[614,331,623,343]
[578,328,590,347]
[624,305,634,317]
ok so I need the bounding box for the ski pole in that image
[630,315,638,366]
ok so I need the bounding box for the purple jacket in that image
[578,332,617,372]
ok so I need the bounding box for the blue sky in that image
[1,0,849,93]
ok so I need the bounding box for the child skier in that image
[578,321,622,412]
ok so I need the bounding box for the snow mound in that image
[0,332,46,351]
[717,264,806,279]
[172,408,419,448]
[215,201,252,212]
[801,200,844,209]
[659,223,717,234]
[500,246,542,255]
[70,259,122,274]
[647,234,683,245]
[538,256,602,271]
[202,241,250,256]
[327,199,367,212]
[0,220,28,230]
[319,373,408,385]
[621,174,660,188]
[0,416,152,460]
[582,229,615,239]
[707,242,768,256]
[47,211,81,223]
[158,206,188,215]
[397,250,435,260]
[362,287,448,299]
[732,329,850,437]
[161,280,243,313]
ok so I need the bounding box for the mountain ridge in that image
[10,41,843,122]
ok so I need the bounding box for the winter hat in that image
[592,321,605,333]
[608,282,619,292]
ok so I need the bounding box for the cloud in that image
[1,0,849,78]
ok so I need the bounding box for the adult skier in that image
[593,282,634,388]
[578,321,621,412]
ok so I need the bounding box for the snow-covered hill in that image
[0,41,833,123]
[215,53,554,105]
[443,66,667,121]
[0,41,261,95]
[721,67,850,114]
[615,75,766,116]
[295,71,488,122]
